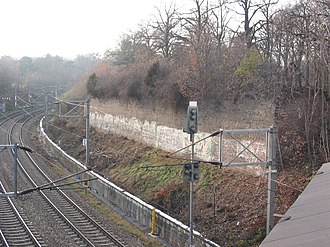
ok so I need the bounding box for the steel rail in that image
[0,109,44,247]
[8,112,97,246]
[0,228,8,247]
[0,181,43,247]
[13,111,125,246]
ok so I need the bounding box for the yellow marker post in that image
[151,208,157,235]
[84,180,89,195]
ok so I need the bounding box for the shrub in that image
[86,72,98,98]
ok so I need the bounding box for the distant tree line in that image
[86,0,329,166]
[0,54,99,97]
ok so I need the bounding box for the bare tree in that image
[209,0,230,50]
[104,32,156,66]
[136,21,154,50]
[259,0,278,58]
[176,0,216,98]
[152,3,181,59]
[229,0,278,47]
[271,0,330,165]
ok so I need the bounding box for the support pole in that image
[55,85,58,99]
[14,92,17,109]
[45,94,48,132]
[267,126,277,234]
[85,99,90,167]
[13,143,18,197]
[219,129,223,168]
[189,132,195,247]
[58,100,62,117]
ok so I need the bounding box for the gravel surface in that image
[0,113,155,247]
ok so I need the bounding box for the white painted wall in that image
[90,110,269,171]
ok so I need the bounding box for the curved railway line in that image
[0,108,45,247]
[0,108,127,247]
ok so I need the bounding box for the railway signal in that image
[183,161,200,182]
[183,101,198,134]
[182,101,199,247]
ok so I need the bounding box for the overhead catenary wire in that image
[46,96,164,158]
[47,102,307,195]
[52,96,157,137]
[1,98,308,239]
[47,103,222,170]
[0,107,306,202]
[0,111,96,197]
[0,109,310,241]
[0,106,305,198]
[163,130,221,158]
[48,96,220,157]
[0,109,147,171]
[0,110,250,190]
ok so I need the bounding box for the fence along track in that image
[10,111,125,246]
[0,182,43,247]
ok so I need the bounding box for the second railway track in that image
[0,109,127,247]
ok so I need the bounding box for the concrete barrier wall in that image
[90,110,269,170]
[39,117,220,247]
[90,111,220,161]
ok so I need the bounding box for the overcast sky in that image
[0,0,291,60]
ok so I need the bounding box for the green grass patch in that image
[115,154,183,199]
[198,164,213,192]
[235,227,266,247]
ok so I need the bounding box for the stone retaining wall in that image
[90,110,269,169]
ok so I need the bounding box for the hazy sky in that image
[0,0,291,60]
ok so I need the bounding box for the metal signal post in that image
[183,101,198,247]
[189,131,195,246]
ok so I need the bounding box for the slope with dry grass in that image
[47,107,312,246]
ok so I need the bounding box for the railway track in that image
[0,108,126,246]
[0,181,44,247]
[0,109,45,247]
